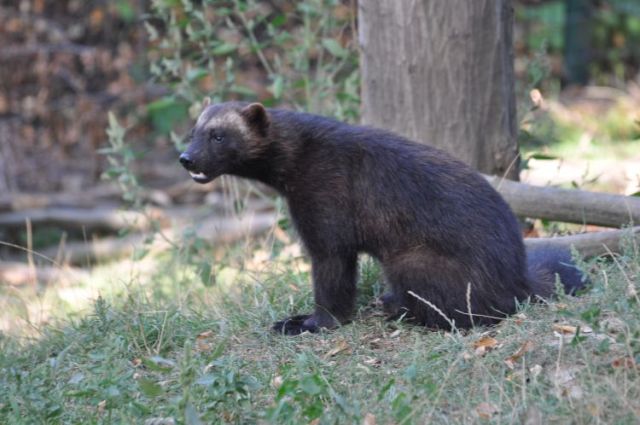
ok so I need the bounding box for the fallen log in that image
[485,175,640,228]
[0,185,172,212]
[39,211,277,265]
[0,207,167,232]
[0,261,89,286]
[525,226,640,259]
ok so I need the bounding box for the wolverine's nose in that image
[179,152,195,170]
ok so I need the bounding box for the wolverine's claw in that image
[272,314,319,335]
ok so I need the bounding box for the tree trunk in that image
[359,0,519,179]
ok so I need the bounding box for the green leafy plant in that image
[146,0,360,126]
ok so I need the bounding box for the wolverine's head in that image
[179,100,270,183]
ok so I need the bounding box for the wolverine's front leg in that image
[273,253,358,335]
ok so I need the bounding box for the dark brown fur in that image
[179,102,585,335]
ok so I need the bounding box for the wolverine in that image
[179,101,585,335]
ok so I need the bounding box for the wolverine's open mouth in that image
[189,171,212,183]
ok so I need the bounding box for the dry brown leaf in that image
[368,338,382,349]
[97,399,107,413]
[553,324,578,335]
[362,413,376,425]
[476,402,499,419]
[89,8,105,28]
[474,336,498,349]
[324,339,351,359]
[195,330,215,352]
[504,341,534,369]
[611,357,637,369]
[389,329,401,338]
[196,330,214,339]
[473,336,498,356]
[363,357,382,367]
[513,313,527,325]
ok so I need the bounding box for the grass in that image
[1,228,639,424]
[2,88,639,423]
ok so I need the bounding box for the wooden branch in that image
[525,226,640,259]
[40,211,277,265]
[0,185,172,212]
[0,207,165,232]
[0,261,89,286]
[485,175,640,228]
[40,233,147,266]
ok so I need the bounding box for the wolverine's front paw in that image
[272,314,319,335]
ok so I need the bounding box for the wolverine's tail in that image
[526,245,588,298]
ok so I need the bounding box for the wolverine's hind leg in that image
[379,292,407,319]
[382,254,475,329]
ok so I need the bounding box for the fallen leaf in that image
[97,400,107,413]
[611,357,637,369]
[389,330,401,338]
[553,324,577,335]
[271,375,283,389]
[195,330,215,352]
[513,313,527,325]
[473,336,498,356]
[362,413,376,425]
[368,338,382,349]
[324,339,351,359]
[505,341,534,369]
[529,364,543,379]
[363,357,381,367]
[476,402,499,419]
[196,330,214,339]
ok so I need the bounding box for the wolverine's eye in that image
[209,130,224,143]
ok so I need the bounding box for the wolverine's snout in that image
[179,152,195,170]
[179,151,212,183]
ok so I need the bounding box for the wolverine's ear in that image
[240,103,270,135]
